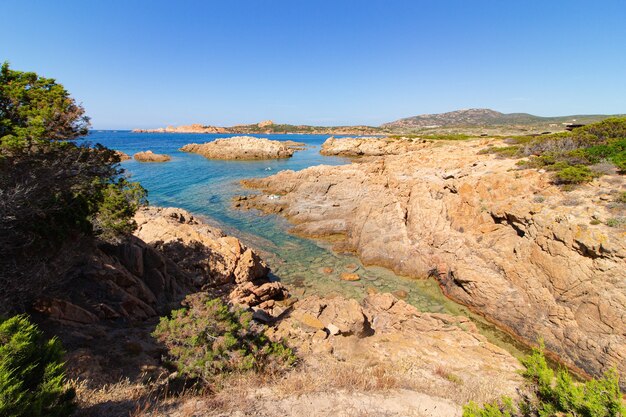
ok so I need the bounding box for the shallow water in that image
[84,131,529,358]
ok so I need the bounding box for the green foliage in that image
[464,397,516,417]
[153,296,296,384]
[605,217,626,228]
[0,62,89,147]
[485,118,626,185]
[479,146,521,157]
[462,345,626,417]
[553,165,597,184]
[0,62,147,313]
[0,315,75,417]
[92,179,148,239]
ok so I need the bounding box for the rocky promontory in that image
[320,136,429,156]
[180,136,303,160]
[133,150,171,162]
[237,137,626,388]
[133,120,384,135]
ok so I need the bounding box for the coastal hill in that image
[134,109,624,137]
[133,120,383,135]
[382,108,621,130]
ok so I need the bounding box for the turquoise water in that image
[83,130,528,357]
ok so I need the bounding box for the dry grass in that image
[71,355,517,416]
[270,360,406,397]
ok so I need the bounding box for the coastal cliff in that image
[237,136,626,388]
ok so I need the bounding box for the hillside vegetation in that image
[383,108,622,130]
[479,117,626,185]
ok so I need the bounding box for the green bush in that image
[0,315,75,417]
[92,179,148,240]
[463,345,625,417]
[479,146,521,157]
[553,165,597,184]
[480,118,626,182]
[605,217,626,228]
[153,296,296,384]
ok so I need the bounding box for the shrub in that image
[463,345,625,417]
[479,146,520,158]
[92,179,148,240]
[0,315,75,417]
[605,217,626,228]
[153,295,296,384]
[480,118,626,181]
[553,165,597,184]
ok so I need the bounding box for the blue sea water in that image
[82,130,527,357]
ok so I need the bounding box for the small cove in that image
[84,130,530,358]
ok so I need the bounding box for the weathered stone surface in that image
[320,136,429,157]
[33,298,99,324]
[239,137,626,387]
[180,136,301,160]
[115,150,131,161]
[268,293,523,396]
[134,207,270,287]
[134,206,289,314]
[133,150,171,162]
[339,272,360,281]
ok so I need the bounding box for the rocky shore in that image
[237,136,626,388]
[180,136,303,160]
[31,204,530,415]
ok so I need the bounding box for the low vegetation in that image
[389,133,475,141]
[153,295,296,386]
[463,345,625,417]
[479,118,626,185]
[0,315,75,417]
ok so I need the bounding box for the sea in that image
[82,130,527,357]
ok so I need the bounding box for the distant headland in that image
[133,109,624,136]
[133,120,383,136]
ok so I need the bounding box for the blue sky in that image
[2,0,625,129]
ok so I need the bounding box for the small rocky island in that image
[180,136,305,160]
[133,150,171,162]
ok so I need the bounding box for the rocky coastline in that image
[236,136,626,388]
[31,204,526,415]
[180,136,304,160]
[133,120,383,136]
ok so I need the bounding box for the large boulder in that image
[133,150,171,162]
[180,136,300,160]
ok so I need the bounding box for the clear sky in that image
[2,0,625,129]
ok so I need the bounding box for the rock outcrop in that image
[133,150,171,162]
[115,150,131,161]
[237,138,626,387]
[180,136,302,160]
[320,136,427,156]
[34,207,287,326]
[134,207,288,312]
[267,292,523,399]
[133,124,229,134]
